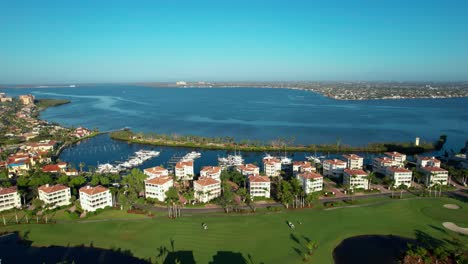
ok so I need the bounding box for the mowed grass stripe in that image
[1,197,466,263]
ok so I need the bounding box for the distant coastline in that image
[2,81,468,101]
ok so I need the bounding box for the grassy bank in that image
[110,130,439,154]
[1,198,466,263]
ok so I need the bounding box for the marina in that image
[97,149,160,174]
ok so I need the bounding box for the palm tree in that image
[365,172,376,190]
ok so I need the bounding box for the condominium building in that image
[421,166,449,187]
[372,157,396,174]
[144,166,169,178]
[342,154,364,169]
[248,175,271,198]
[297,172,323,194]
[200,166,222,180]
[385,167,412,188]
[263,157,282,177]
[384,151,406,165]
[79,185,113,212]
[323,159,346,177]
[237,164,260,176]
[0,186,21,212]
[175,160,194,180]
[194,177,221,203]
[416,156,441,168]
[293,161,316,174]
[144,176,173,202]
[343,169,369,190]
[38,184,71,208]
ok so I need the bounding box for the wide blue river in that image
[3,85,467,148]
[3,85,467,170]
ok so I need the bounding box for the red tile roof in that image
[324,159,346,165]
[344,169,367,176]
[175,161,193,168]
[386,167,411,173]
[42,164,61,172]
[385,151,404,157]
[144,166,168,175]
[238,164,259,171]
[298,172,323,179]
[0,186,17,195]
[264,158,281,165]
[248,175,270,183]
[200,166,221,174]
[343,154,363,160]
[79,185,109,195]
[145,176,173,185]
[422,166,447,172]
[293,161,312,166]
[38,184,69,193]
[195,177,220,187]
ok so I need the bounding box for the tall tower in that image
[415,137,420,146]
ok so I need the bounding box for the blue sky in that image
[1,0,467,84]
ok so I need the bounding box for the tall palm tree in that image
[366,172,376,190]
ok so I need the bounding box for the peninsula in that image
[110,129,445,154]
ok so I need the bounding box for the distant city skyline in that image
[1,0,468,84]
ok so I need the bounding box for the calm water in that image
[2,85,467,149]
[59,133,380,171]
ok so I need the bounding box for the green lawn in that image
[1,197,467,263]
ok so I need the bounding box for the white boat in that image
[218,154,244,167]
[280,156,292,165]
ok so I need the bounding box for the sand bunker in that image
[443,222,468,235]
[443,204,460,209]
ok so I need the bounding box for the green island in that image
[1,197,466,263]
[110,130,445,154]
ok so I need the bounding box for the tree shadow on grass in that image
[414,229,445,249]
[290,233,300,244]
[428,224,447,234]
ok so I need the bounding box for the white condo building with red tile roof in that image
[145,176,173,202]
[237,164,260,176]
[175,160,194,180]
[384,151,406,165]
[248,175,271,198]
[263,157,281,177]
[342,154,364,169]
[297,172,323,194]
[200,166,222,180]
[144,166,169,178]
[194,177,221,203]
[416,156,441,168]
[421,166,449,187]
[79,185,113,212]
[385,167,412,188]
[38,184,71,208]
[343,169,369,190]
[323,159,346,177]
[293,161,316,174]
[372,157,398,174]
[0,186,21,212]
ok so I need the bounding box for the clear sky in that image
[1,0,467,84]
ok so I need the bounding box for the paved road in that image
[137,189,466,215]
